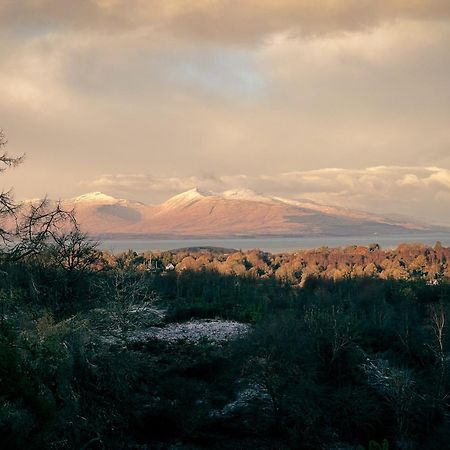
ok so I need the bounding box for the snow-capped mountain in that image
[73,192,118,203]
[61,188,439,238]
[159,188,206,210]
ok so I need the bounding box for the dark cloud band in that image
[2,0,450,43]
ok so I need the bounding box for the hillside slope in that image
[59,189,436,238]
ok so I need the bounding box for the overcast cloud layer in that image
[1,1,449,224]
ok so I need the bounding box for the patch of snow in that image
[274,197,310,209]
[128,319,250,344]
[221,189,272,203]
[73,192,118,203]
[361,357,415,396]
[273,196,345,214]
[273,196,388,221]
[22,197,44,204]
[161,188,209,210]
[210,386,270,418]
[127,304,166,318]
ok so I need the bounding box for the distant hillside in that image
[50,188,446,238]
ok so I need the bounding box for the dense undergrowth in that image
[2,253,450,449]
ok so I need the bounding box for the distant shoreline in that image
[93,230,450,241]
[97,233,450,254]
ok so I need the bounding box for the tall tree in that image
[0,129,78,261]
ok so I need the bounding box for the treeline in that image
[103,241,450,284]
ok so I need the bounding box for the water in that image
[99,233,450,254]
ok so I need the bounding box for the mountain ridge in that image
[41,189,446,238]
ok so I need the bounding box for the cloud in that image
[428,170,450,190]
[1,2,449,229]
[1,1,450,43]
[86,173,225,196]
[85,166,450,224]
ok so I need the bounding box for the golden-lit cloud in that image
[1,2,450,224]
[84,167,450,225]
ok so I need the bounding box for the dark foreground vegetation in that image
[3,245,450,450]
[2,131,450,449]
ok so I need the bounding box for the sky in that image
[1,0,450,224]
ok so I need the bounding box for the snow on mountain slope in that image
[160,188,207,210]
[272,196,389,223]
[58,188,436,237]
[221,189,273,203]
[73,192,118,203]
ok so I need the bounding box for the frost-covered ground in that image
[90,303,250,345]
[128,319,250,344]
[210,386,270,418]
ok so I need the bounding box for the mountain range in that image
[52,189,445,239]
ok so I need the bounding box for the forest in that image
[2,242,450,449]
[110,241,450,285]
[2,131,450,449]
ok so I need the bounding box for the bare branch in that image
[7,198,76,261]
[0,129,24,172]
[0,130,89,264]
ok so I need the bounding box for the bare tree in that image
[93,269,159,346]
[428,303,448,401]
[46,228,99,273]
[0,129,79,261]
[0,129,24,245]
[362,358,416,442]
[8,198,76,260]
